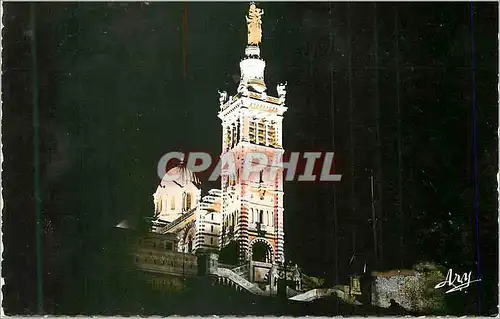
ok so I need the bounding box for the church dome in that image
[162,161,201,188]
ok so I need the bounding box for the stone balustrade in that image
[216,267,266,296]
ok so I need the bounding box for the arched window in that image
[182,192,192,211]
[156,197,162,213]
[186,192,192,210]
[249,120,256,144]
[257,121,265,145]
[235,120,241,145]
[259,210,264,224]
[170,196,175,210]
[252,241,271,262]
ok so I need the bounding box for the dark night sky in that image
[2,2,498,315]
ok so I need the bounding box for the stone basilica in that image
[129,3,305,297]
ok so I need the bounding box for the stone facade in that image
[134,233,197,273]
[371,270,421,310]
[368,266,446,313]
[133,232,198,291]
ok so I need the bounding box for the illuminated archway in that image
[182,223,196,253]
[249,238,273,263]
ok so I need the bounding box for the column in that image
[275,166,285,262]
[222,122,228,152]
[238,205,250,263]
[277,117,283,148]
[240,111,247,142]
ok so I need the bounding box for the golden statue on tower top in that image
[246,3,264,46]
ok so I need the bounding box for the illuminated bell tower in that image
[218,3,288,265]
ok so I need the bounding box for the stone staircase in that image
[213,267,267,296]
[206,259,312,299]
[212,265,307,299]
[231,263,250,279]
